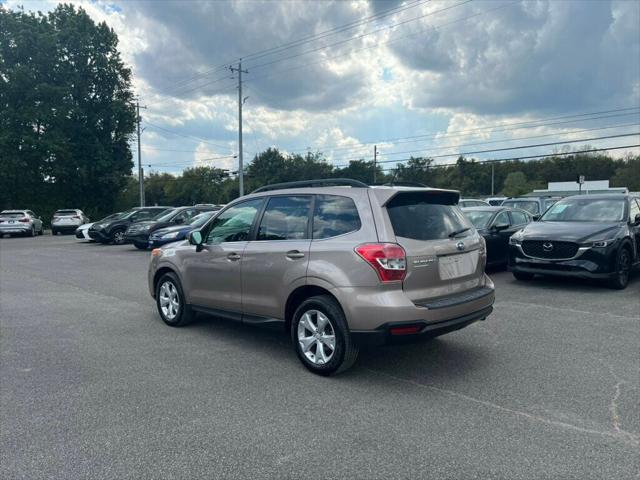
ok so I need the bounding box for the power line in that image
[284,107,640,155]
[374,144,640,173]
[360,132,640,167]
[163,0,429,93]
[144,121,233,151]
[243,0,430,64]
[354,123,640,162]
[246,0,472,72]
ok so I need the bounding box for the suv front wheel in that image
[291,295,358,376]
[155,272,194,326]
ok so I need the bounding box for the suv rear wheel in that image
[155,272,194,326]
[291,295,358,376]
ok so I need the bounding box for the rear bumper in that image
[333,274,495,332]
[0,225,30,234]
[52,224,81,232]
[351,306,493,347]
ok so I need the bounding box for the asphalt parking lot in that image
[1,235,638,479]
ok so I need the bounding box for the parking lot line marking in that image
[363,367,640,448]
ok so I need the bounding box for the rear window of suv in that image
[313,195,361,239]
[387,192,471,240]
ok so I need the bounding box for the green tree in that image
[0,4,135,220]
[502,171,531,197]
[611,156,640,192]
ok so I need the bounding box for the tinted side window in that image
[510,211,529,225]
[205,199,263,244]
[174,208,198,223]
[257,196,311,241]
[313,195,361,239]
[494,211,510,227]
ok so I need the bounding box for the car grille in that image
[521,240,578,259]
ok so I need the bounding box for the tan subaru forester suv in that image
[148,179,494,375]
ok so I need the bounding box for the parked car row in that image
[82,205,223,248]
[460,193,640,289]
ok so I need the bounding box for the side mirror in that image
[532,214,541,221]
[189,230,204,251]
[634,213,640,226]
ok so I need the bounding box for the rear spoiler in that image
[369,188,460,207]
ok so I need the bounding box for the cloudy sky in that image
[5,0,640,175]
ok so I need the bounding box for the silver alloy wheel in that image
[297,309,336,365]
[113,230,125,244]
[159,281,180,320]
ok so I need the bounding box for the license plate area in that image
[438,251,479,280]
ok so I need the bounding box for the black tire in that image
[51,228,57,236]
[513,271,535,281]
[155,272,194,327]
[111,228,126,245]
[38,227,44,235]
[291,295,358,376]
[134,242,148,250]
[28,226,35,237]
[608,246,631,290]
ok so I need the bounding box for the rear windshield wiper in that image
[448,227,470,238]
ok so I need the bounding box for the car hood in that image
[152,224,193,237]
[520,221,623,242]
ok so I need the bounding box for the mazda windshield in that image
[540,198,626,222]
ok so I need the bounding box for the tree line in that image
[114,148,639,212]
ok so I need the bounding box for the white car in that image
[0,210,44,237]
[51,209,89,235]
[75,212,121,241]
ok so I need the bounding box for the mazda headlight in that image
[590,240,613,248]
[160,231,180,240]
[509,229,525,246]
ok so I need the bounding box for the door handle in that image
[227,253,241,261]
[286,250,305,259]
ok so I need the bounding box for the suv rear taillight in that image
[19,218,30,223]
[355,243,406,282]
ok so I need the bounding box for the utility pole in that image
[491,162,495,196]
[373,145,377,184]
[230,61,248,197]
[136,101,147,206]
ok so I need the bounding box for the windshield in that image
[464,210,495,229]
[541,198,626,222]
[100,212,123,222]
[502,200,539,215]
[189,211,215,227]
[54,210,78,216]
[0,211,26,218]
[153,209,178,222]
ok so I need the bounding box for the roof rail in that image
[251,178,369,194]
[376,181,427,188]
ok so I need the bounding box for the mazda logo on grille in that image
[456,241,465,251]
[542,242,554,252]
